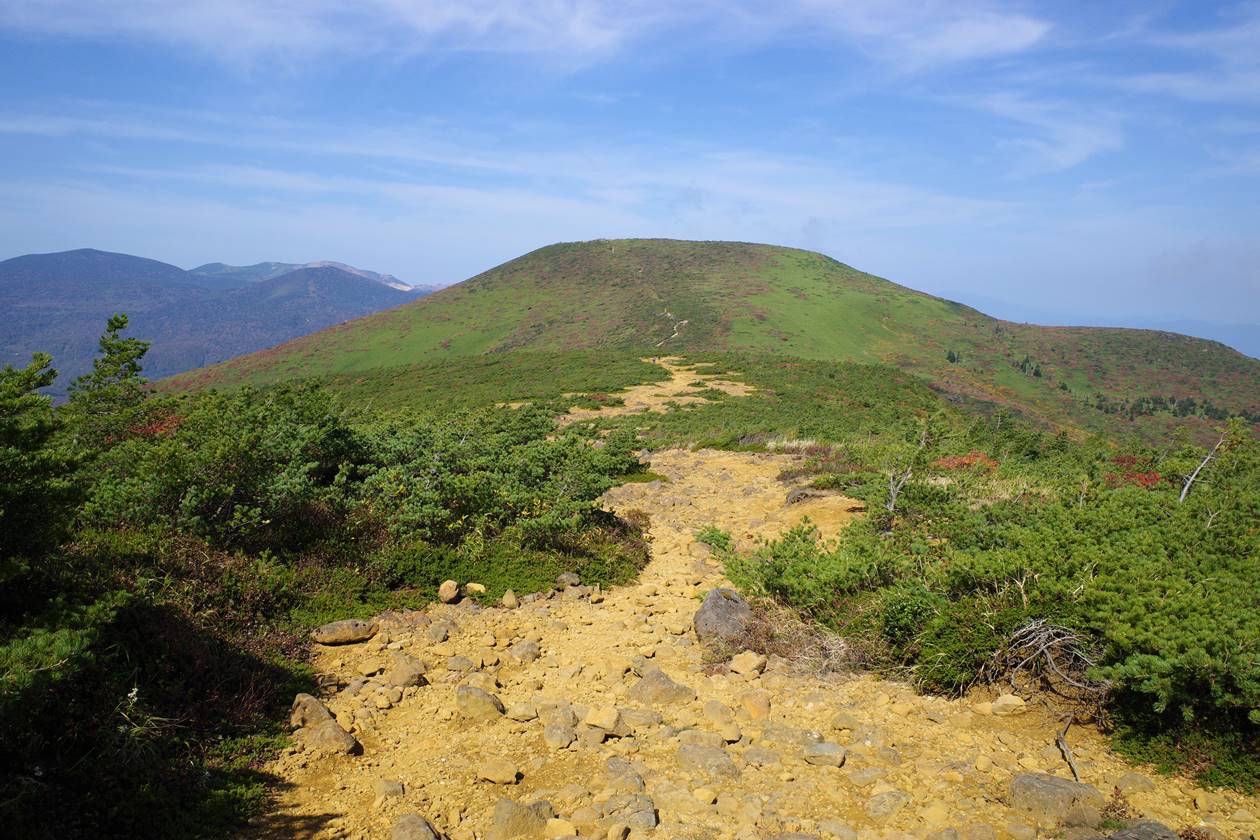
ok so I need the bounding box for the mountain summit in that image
[173,238,1260,439]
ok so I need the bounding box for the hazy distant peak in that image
[189,259,418,291]
[300,261,415,291]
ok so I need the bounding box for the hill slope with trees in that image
[0,249,428,395]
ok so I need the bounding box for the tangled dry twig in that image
[984,618,1111,721]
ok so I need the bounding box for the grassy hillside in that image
[170,239,1260,439]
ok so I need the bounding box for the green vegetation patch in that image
[1,319,650,836]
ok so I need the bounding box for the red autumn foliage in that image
[128,412,185,438]
[1104,470,1164,489]
[932,451,999,472]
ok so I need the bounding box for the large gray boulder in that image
[311,618,377,645]
[1009,772,1105,828]
[693,588,753,647]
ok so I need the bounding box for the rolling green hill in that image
[170,239,1260,439]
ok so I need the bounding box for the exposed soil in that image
[254,448,1259,840]
[558,357,754,426]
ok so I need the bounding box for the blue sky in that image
[0,1,1257,334]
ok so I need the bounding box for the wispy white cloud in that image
[1115,3,1260,104]
[971,92,1125,172]
[0,0,1050,68]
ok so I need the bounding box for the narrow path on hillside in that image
[558,357,753,426]
[256,450,1259,840]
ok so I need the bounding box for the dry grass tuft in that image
[704,600,862,677]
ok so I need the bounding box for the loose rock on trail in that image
[254,447,1260,840]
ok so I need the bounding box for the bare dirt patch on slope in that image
[558,357,753,426]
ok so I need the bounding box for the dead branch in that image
[885,424,930,513]
[1056,716,1081,782]
[1179,428,1228,504]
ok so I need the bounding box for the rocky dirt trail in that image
[558,357,753,426]
[260,445,1259,840]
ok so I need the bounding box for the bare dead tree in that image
[1179,427,1229,504]
[885,423,930,513]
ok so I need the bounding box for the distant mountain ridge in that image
[0,248,430,395]
[190,260,428,292]
[172,238,1260,441]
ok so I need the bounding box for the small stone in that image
[1009,772,1104,828]
[446,655,475,672]
[677,743,740,779]
[744,747,780,766]
[376,778,405,797]
[312,618,378,645]
[557,572,582,587]
[864,789,909,821]
[392,813,439,840]
[991,694,1026,716]
[606,824,630,840]
[511,640,542,664]
[464,582,487,595]
[297,719,361,756]
[543,724,576,749]
[741,689,771,719]
[489,798,554,840]
[627,666,696,706]
[1107,821,1181,840]
[544,818,576,838]
[577,724,606,747]
[818,819,857,840]
[1114,771,1156,795]
[478,756,520,785]
[802,742,846,767]
[693,588,753,647]
[456,685,505,721]
[438,579,459,603]
[693,787,718,804]
[729,650,767,675]
[538,701,578,728]
[506,702,538,722]
[502,590,520,609]
[382,652,428,687]
[585,707,622,731]
[290,693,334,728]
[960,826,997,840]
